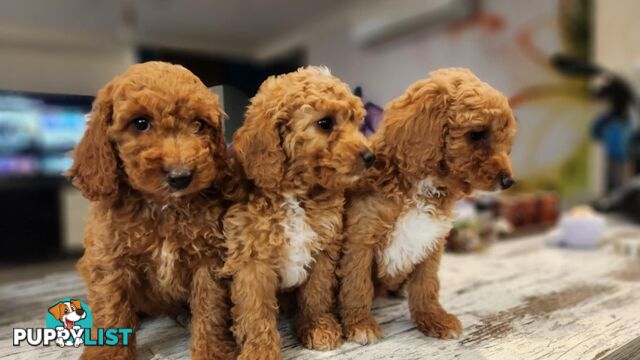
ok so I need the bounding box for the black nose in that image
[167,169,193,190]
[76,309,84,316]
[360,151,375,168]
[499,172,515,190]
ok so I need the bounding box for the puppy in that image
[338,68,517,344]
[48,299,87,347]
[222,66,373,359]
[68,62,235,359]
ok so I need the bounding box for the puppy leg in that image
[231,261,281,360]
[338,243,382,345]
[80,266,138,360]
[296,246,342,351]
[407,240,462,339]
[190,264,236,360]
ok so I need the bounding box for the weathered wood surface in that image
[2,224,640,359]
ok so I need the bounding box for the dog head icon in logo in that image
[48,299,86,329]
[12,297,132,348]
[45,298,93,348]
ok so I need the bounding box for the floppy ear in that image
[70,299,82,310]
[378,78,450,180]
[48,303,65,320]
[65,84,119,201]
[232,100,285,190]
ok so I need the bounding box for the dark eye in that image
[316,117,334,132]
[64,308,69,314]
[468,130,488,141]
[131,117,151,132]
[193,119,208,133]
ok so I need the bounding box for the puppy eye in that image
[64,308,69,314]
[316,117,334,132]
[468,130,488,141]
[193,119,208,134]
[131,117,151,132]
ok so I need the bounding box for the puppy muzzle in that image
[499,172,515,190]
[167,169,193,190]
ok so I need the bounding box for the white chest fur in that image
[381,178,452,277]
[279,195,318,289]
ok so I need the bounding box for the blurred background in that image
[1,0,639,271]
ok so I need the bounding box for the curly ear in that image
[232,103,285,190]
[377,78,449,180]
[65,84,119,201]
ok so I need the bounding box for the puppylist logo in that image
[13,298,133,348]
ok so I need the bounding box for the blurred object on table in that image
[613,236,640,261]
[496,192,560,233]
[447,199,514,253]
[447,192,561,253]
[545,205,606,248]
[447,192,560,253]
[593,176,640,223]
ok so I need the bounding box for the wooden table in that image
[2,224,640,359]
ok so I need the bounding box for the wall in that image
[594,0,640,78]
[594,0,640,99]
[0,43,135,95]
[259,0,558,105]
[259,0,596,202]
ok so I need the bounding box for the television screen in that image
[0,91,92,176]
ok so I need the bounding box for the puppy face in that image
[379,68,516,194]
[443,86,516,193]
[67,62,227,202]
[48,300,86,328]
[233,66,372,191]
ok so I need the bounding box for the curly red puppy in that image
[338,68,517,344]
[68,62,235,359]
[222,66,373,359]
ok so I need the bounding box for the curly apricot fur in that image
[68,62,236,359]
[223,66,371,359]
[338,68,517,344]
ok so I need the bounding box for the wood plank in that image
[1,226,639,359]
[604,337,640,360]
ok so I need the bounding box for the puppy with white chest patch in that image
[338,68,517,344]
[222,66,373,359]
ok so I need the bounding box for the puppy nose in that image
[76,309,84,316]
[499,172,515,190]
[167,169,193,190]
[360,151,376,168]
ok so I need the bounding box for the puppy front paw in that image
[413,310,462,339]
[343,316,382,345]
[297,314,342,351]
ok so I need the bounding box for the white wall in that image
[258,0,597,202]
[0,43,135,95]
[594,0,640,85]
[258,0,559,106]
